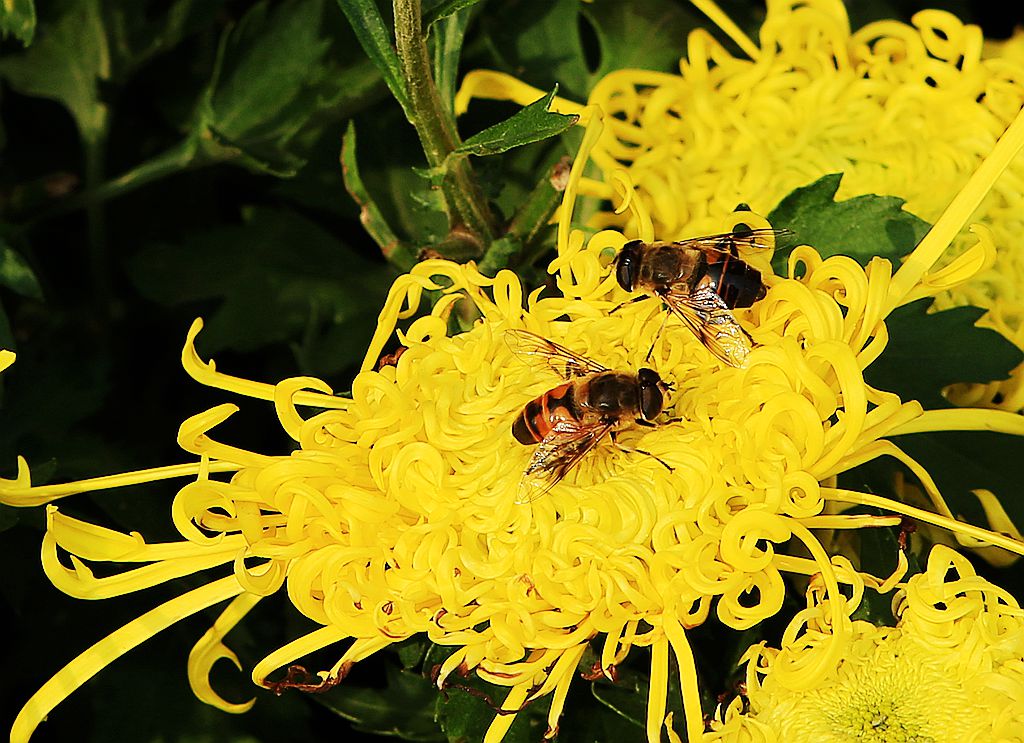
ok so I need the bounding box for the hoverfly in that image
[506,329,672,502]
[613,228,792,367]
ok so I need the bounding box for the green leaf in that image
[455,88,578,158]
[126,208,395,370]
[889,430,1024,533]
[841,506,917,626]
[103,0,223,82]
[435,683,535,743]
[580,0,701,81]
[0,0,35,45]
[195,0,333,177]
[316,665,444,740]
[431,6,471,114]
[0,239,42,299]
[0,0,109,142]
[353,107,451,249]
[394,636,429,669]
[478,0,701,100]
[0,299,14,351]
[590,677,646,730]
[558,682,647,743]
[334,0,411,114]
[423,0,483,29]
[768,173,931,273]
[342,121,416,270]
[864,298,1023,409]
[479,0,589,99]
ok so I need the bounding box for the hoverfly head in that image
[615,240,645,292]
[636,367,666,420]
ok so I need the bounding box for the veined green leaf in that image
[455,88,578,158]
[335,0,411,114]
[0,0,35,45]
[768,173,931,273]
[316,665,443,741]
[865,298,1023,409]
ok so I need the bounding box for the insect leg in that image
[644,308,672,362]
[609,295,650,315]
[609,431,674,472]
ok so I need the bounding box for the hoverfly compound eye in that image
[637,368,665,420]
[616,241,643,292]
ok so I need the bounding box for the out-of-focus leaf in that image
[394,636,429,669]
[342,121,416,269]
[0,0,35,45]
[768,173,931,273]
[334,0,411,114]
[580,0,701,81]
[890,430,1024,534]
[479,0,588,98]
[454,88,578,158]
[103,0,223,81]
[424,0,483,29]
[316,665,444,740]
[354,107,450,247]
[865,298,1023,409]
[0,503,18,532]
[431,6,471,113]
[0,319,111,459]
[478,0,700,101]
[0,0,109,141]
[0,239,42,299]
[126,208,395,368]
[0,301,13,353]
[194,0,333,177]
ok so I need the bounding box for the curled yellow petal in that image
[188,592,262,713]
[11,576,243,743]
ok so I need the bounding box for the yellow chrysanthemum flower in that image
[4,107,1024,742]
[705,544,1024,742]
[455,0,1024,411]
[5,5,1024,743]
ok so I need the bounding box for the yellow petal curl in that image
[706,545,1024,742]
[459,0,1024,411]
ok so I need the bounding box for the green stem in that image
[392,0,496,248]
[506,155,570,245]
[477,156,570,275]
[51,139,199,219]
[82,127,110,321]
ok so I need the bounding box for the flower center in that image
[767,634,976,743]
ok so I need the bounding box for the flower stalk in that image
[392,0,497,249]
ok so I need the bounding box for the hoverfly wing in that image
[505,329,609,380]
[516,419,614,503]
[663,285,754,368]
[671,228,794,258]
